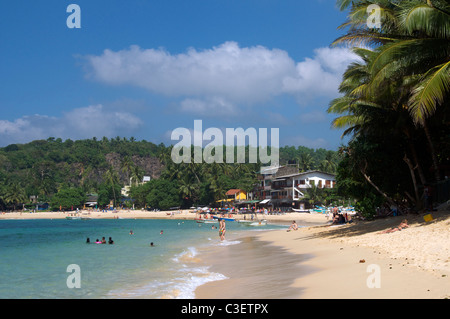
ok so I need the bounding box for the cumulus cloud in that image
[282,47,361,102]
[0,105,143,146]
[84,42,295,103]
[83,42,360,115]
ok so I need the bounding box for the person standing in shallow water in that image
[219,219,226,241]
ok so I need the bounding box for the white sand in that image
[256,210,450,298]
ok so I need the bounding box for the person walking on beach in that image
[219,219,226,241]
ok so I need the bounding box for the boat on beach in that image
[66,212,92,220]
[292,208,311,213]
[237,219,267,226]
[212,215,235,221]
[195,218,218,224]
[66,213,81,220]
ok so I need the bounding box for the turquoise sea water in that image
[0,218,282,299]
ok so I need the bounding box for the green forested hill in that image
[0,137,340,210]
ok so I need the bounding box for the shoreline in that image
[196,210,450,299]
[0,209,329,225]
[3,209,448,298]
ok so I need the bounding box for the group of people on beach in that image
[327,207,351,225]
[86,237,114,244]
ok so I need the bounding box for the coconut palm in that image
[120,155,134,185]
[298,153,314,172]
[333,0,450,183]
[178,175,199,204]
[130,165,144,186]
[104,166,120,207]
[335,0,450,125]
[2,182,28,211]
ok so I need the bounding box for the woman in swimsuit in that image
[219,219,226,241]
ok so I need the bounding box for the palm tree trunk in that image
[360,162,396,207]
[408,141,426,185]
[403,154,421,209]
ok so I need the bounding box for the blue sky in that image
[0,0,357,150]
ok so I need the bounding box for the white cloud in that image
[84,42,295,103]
[0,105,143,146]
[282,47,361,101]
[83,42,360,114]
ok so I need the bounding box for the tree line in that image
[329,0,450,217]
[0,137,340,211]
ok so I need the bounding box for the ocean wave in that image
[168,267,228,299]
[216,239,241,246]
[172,246,200,264]
[106,265,227,299]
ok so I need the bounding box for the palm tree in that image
[320,151,338,174]
[104,166,119,207]
[178,175,199,204]
[298,153,314,172]
[120,155,133,186]
[2,182,28,211]
[303,184,324,206]
[130,165,144,186]
[333,0,450,182]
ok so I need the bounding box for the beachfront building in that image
[217,189,248,207]
[256,165,336,210]
[225,189,247,202]
[121,175,152,197]
[84,193,98,208]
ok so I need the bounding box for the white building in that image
[257,165,336,209]
[121,176,152,197]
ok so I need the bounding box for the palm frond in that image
[336,0,354,11]
[400,2,450,38]
[408,60,450,124]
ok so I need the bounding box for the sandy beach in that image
[0,209,327,224]
[2,208,448,299]
[196,209,450,299]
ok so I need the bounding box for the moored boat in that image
[212,215,235,221]
[66,213,82,220]
[238,219,267,226]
